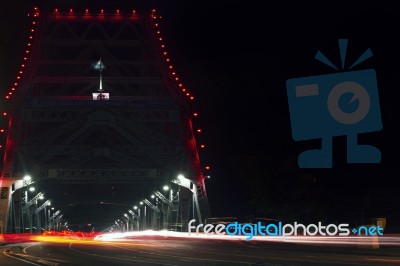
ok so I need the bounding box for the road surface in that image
[1,236,400,265]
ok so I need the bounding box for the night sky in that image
[1,1,400,231]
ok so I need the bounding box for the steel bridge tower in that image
[0,7,210,233]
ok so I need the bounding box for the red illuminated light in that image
[200,144,205,149]
[205,166,211,170]
[197,129,202,133]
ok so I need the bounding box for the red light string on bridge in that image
[151,10,211,177]
[151,10,195,102]
[5,6,39,100]
[1,7,39,150]
[52,8,137,19]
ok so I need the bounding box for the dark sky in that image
[1,1,400,229]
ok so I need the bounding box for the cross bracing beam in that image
[24,109,178,122]
[32,76,162,84]
[21,146,182,156]
[36,168,166,184]
[143,199,160,213]
[153,190,173,208]
[34,200,51,214]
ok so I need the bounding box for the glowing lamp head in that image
[94,58,105,70]
[23,175,32,181]
[133,205,138,210]
[151,194,155,199]
[29,187,35,192]
[163,185,169,191]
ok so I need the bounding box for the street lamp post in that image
[172,174,202,224]
[34,200,50,233]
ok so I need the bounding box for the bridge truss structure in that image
[0,7,210,233]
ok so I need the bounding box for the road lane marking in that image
[69,242,178,265]
[3,249,43,266]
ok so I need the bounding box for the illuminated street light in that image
[133,205,138,210]
[94,58,104,91]
[92,58,109,100]
[172,174,203,223]
[151,194,155,199]
[140,201,143,205]
[23,175,32,181]
[29,187,35,192]
[163,185,169,191]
